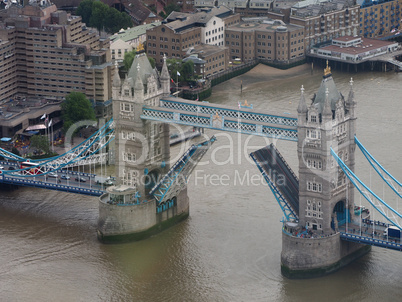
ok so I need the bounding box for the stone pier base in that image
[281,231,371,279]
[97,188,189,243]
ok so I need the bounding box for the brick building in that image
[359,0,402,39]
[225,18,305,63]
[289,0,360,52]
[146,6,240,66]
[0,1,114,117]
[186,44,229,77]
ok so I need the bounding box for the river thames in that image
[0,64,401,301]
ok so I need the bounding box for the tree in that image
[61,92,96,133]
[167,58,182,82]
[148,57,156,69]
[123,49,137,71]
[89,1,108,34]
[182,61,194,81]
[11,147,20,157]
[30,135,50,155]
[76,0,133,34]
[76,0,93,25]
[159,3,181,18]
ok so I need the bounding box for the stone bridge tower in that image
[97,54,190,243]
[281,63,370,278]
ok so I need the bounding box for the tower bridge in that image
[1,55,401,278]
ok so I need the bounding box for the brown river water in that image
[0,64,401,301]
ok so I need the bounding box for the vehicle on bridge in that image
[61,174,70,180]
[20,161,41,175]
[383,226,401,239]
[75,176,86,182]
[95,176,114,186]
[48,172,58,178]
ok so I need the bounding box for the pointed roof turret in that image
[161,54,169,80]
[346,77,355,105]
[312,61,341,114]
[112,62,121,88]
[128,53,160,89]
[297,85,308,113]
[134,63,143,92]
[322,88,332,119]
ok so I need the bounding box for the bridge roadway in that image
[339,218,402,251]
[142,97,298,141]
[0,162,104,196]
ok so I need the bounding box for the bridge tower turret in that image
[160,54,170,96]
[281,62,370,278]
[98,53,190,243]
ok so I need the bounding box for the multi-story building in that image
[0,1,114,118]
[225,18,305,63]
[146,6,240,65]
[289,0,360,52]
[110,22,161,62]
[186,44,229,77]
[359,0,402,39]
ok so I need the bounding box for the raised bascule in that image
[0,58,401,278]
[252,63,369,278]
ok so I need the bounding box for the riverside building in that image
[0,1,114,118]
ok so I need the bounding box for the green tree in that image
[61,92,96,133]
[123,49,137,71]
[167,58,182,82]
[76,0,93,25]
[76,0,133,34]
[159,3,181,18]
[89,1,108,34]
[181,61,194,81]
[30,135,50,155]
[148,57,156,69]
[11,147,20,157]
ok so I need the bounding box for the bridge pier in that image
[281,231,371,278]
[97,188,189,243]
[279,63,372,278]
[96,54,213,243]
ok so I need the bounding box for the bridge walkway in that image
[142,98,298,141]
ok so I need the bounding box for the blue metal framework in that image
[331,148,402,230]
[250,151,298,221]
[0,119,115,178]
[150,136,216,205]
[340,232,402,251]
[141,107,298,141]
[355,136,402,199]
[159,98,298,127]
[0,175,103,196]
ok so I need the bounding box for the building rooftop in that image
[165,6,233,32]
[127,53,160,87]
[110,22,161,43]
[227,18,303,32]
[320,36,397,56]
[188,44,227,57]
[291,0,355,18]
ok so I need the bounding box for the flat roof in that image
[320,36,397,56]
[227,19,303,32]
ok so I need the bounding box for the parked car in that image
[48,172,58,178]
[75,177,86,182]
[61,174,70,180]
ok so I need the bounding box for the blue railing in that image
[340,232,402,251]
